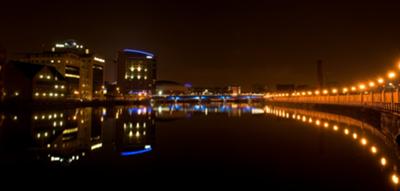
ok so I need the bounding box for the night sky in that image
[2,1,400,89]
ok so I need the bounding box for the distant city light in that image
[94,57,105,63]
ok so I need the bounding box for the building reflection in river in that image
[0,103,399,188]
[0,106,156,165]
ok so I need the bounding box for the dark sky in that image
[2,1,400,89]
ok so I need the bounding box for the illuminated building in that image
[2,61,66,102]
[19,40,105,100]
[117,49,157,97]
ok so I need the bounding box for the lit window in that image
[55,85,58,89]
[14,92,19,96]
[144,76,147,80]
[138,75,141,79]
[61,85,65,89]
[43,93,47,97]
[137,66,142,71]
[39,75,43,79]
[144,68,148,72]
[46,75,51,79]
[130,66,134,71]
[130,75,134,79]
[35,92,39,96]
[54,93,58,97]
[61,94,64,97]
[51,60,54,63]
[57,60,61,63]
[49,93,53,97]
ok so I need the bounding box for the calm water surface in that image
[0,103,399,189]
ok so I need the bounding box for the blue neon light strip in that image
[121,148,152,156]
[123,49,154,57]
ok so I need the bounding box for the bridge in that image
[152,94,264,102]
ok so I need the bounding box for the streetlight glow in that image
[378,78,384,84]
[388,71,396,79]
[369,81,375,87]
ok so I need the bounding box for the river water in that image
[0,103,398,189]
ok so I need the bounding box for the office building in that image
[2,61,66,102]
[117,49,156,97]
[19,40,105,100]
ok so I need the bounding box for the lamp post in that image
[359,84,366,105]
[388,72,396,111]
[369,81,375,105]
[377,78,385,105]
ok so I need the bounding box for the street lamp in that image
[359,84,366,104]
[388,71,396,79]
[387,71,396,111]
[369,81,376,104]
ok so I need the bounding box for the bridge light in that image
[351,86,357,91]
[378,78,384,84]
[331,88,338,94]
[369,81,375,87]
[315,90,320,95]
[301,92,306,96]
[359,84,366,90]
[342,88,348,93]
[333,125,338,131]
[392,174,399,185]
[322,89,328,94]
[307,91,312,95]
[381,157,387,166]
[361,138,367,145]
[370,146,377,154]
[388,71,396,79]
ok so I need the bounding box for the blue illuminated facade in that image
[117,49,157,97]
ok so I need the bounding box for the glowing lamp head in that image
[392,174,399,185]
[315,90,320,95]
[351,86,357,91]
[378,78,384,84]
[369,82,375,87]
[388,71,396,79]
[381,157,387,166]
[323,89,328,94]
[342,88,348,93]
[359,84,366,90]
[332,89,338,94]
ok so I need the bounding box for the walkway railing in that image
[269,91,400,114]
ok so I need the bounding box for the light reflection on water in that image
[0,103,399,187]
